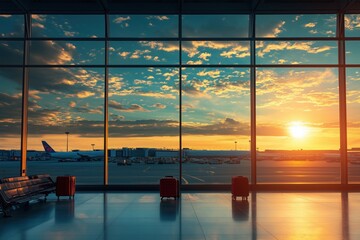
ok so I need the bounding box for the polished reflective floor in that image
[1,192,359,240]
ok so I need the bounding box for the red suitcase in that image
[231,176,249,201]
[56,176,76,199]
[160,176,179,200]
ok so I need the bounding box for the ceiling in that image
[0,0,359,14]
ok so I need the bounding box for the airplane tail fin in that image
[42,141,56,153]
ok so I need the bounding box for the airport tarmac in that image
[1,160,360,184]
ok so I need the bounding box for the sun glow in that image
[289,122,308,139]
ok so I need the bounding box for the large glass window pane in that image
[31,15,105,38]
[256,41,338,64]
[182,67,250,184]
[29,41,104,65]
[0,68,22,177]
[0,41,23,65]
[182,41,250,65]
[0,14,24,38]
[346,41,360,64]
[27,68,104,185]
[256,14,336,38]
[110,15,178,38]
[182,15,249,38]
[347,68,360,183]
[256,68,340,184]
[345,14,360,37]
[109,68,179,184]
[109,41,179,65]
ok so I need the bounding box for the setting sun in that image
[289,122,308,139]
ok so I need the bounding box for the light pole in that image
[235,141,237,151]
[91,144,95,151]
[65,131,70,152]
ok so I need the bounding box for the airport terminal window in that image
[181,41,250,65]
[0,41,23,65]
[29,40,105,65]
[0,68,22,177]
[108,67,179,184]
[182,15,249,38]
[31,14,105,38]
[109,41,179,65]
[255,14,336,38]
[0,14,24,38]
[26,67,105,185]
[255,41,338,65]
[347,68,360,183]
[109,15,178,38]
[182,67,251,184]
[1,12,360,187]
[346,41,360,64]
[256,67,340,183]
[345,14,360,37]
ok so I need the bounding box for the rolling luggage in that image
[231,176,249,201]
[160,176,179,200]
[56,176,76,199]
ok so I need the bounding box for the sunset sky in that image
[0,14,359,151]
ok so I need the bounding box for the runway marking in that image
[186,175,205,182]
[181,177,189,185]
[143,166,151,173]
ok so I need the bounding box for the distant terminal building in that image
[0,150,46,161]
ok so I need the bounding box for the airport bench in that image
[0,174,56,217]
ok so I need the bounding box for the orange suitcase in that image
[160,176,179,200]
[56,176,76,199]
[231,176,249,200]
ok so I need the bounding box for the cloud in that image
[113,16,131,24]
[256,20,286,37]
[146,15,170,22]
[345,15,360,32]
[73,104,102,114]
[75,91,95,98]
[32,23,45,29]
[0,92,22,125]
[182,41,249,59]
[186,60,203,64]
[256,68,338,109]
[134,79,152,85]
[198,52,211,61]
[119,51,131,58]
[183,118,250,136]
[304,22,316,28]
[32,15,46,22]
[257,41,334,58]
[152,103,166,109]
[69,101,76,107]
[197,69,221,78]
[139,41,178,52]
[29,40,77,65]
[109,100,149,112]
[183,69,250,98]
[64,31,77,37]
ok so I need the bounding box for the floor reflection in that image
[0,192,359,240]
[160,199,179,221]
[55,199,75,223]
[231,198,249,221]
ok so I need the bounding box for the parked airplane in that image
[42,141,103,161]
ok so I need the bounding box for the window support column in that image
[20,13,31,176]
[338,12,348,186]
